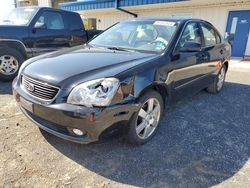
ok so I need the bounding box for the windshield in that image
[0,8,38,26]
[89,20,178,53]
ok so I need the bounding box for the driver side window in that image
[179,22,202,48]
[34,11,64,30]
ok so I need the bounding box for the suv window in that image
[35,11,64,30]
[201,24,217,46]
[179,22,202,48]
[67,13,84,31]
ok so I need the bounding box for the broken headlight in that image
[67,78,119,107]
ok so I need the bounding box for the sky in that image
[0,0,15,19]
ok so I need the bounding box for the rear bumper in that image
[13,81,139,144]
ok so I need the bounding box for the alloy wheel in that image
[136,98,161,139]
[217,66,226,91]
[0,55,19,75]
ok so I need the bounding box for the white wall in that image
[38,0,52,7]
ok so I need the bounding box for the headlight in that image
[67,78,119,107]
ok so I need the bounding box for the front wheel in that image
[206,64,227,94]
[126,91,164,145]
[0,47,25,82]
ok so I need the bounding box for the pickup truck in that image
[0,7,101,81]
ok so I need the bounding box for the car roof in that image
[123,17,209,24]
[15,6,75,14]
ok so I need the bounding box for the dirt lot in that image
[0,64,250,188]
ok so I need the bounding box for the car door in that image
[199,22,225,84]
[168,21,205,100]
[30,10,70,56]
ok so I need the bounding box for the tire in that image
[0,47,25,82]
[206,64,227,94]
[126,90,164,145]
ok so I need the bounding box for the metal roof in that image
[60,0,188,12]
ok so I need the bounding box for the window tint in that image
[201,24,217,46]
[179,22,201,47]
[35,11,64,30]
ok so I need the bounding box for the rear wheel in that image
[126,91,164,145]
[206,65,227,94]
[0,47,25,82]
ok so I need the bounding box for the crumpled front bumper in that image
[13,79,139,144]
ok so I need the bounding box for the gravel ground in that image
[0,64,250,188]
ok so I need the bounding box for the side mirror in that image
[178,42,202,53]
[34,23,47,29]
[224,32,229,41]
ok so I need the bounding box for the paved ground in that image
[0,62,250,188]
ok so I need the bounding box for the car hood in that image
[0,25,27,39]
[22,46,159,87]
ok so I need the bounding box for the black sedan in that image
[13,18,231,145]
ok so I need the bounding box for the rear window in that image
[66,13,84,31]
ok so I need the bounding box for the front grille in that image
[21,75,59,102]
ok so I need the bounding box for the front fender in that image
[0,39,30,58]
[133,68,156,98]
[119,68,170,104]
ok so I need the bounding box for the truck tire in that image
[0,47,25,82]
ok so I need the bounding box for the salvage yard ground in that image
[0,61,250,187]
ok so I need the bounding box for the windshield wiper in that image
[2,20,11,23]
[106,47,135,52]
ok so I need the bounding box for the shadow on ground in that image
[0,81,12,95]
[38,82,250,187]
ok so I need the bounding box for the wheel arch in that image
[137,83,169,107]
[223,60,229,72]
[0,40,27,59]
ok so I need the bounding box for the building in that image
[60,0,250,59]
[16,0,73,8]
[16,0,38,7]
[38,0,74,8]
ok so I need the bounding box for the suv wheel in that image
[0,47,25,82]
[126,91,164,145]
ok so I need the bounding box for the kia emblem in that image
[27,83,35,92]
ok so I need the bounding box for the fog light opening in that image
[89,112,95,122]
[72,128,84,136]
[15,93,20,102]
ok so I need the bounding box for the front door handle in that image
[201,54,208,61]
[220,49,224,54]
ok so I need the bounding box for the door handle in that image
[32,28,37,34]
[220,49,224,54]
[201,54,208,61]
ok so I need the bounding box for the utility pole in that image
[13,0,17,8]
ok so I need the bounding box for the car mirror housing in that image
[34,23,47,29]
[178,42,202,53]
